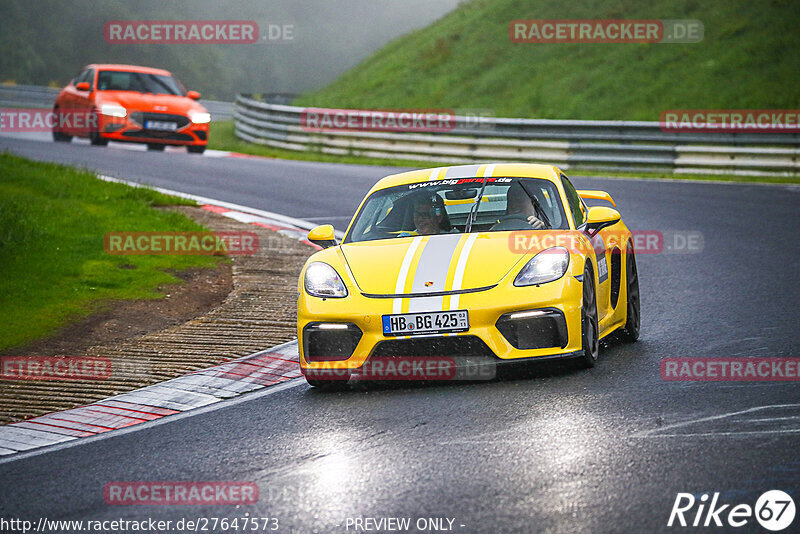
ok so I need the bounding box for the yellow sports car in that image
[297,163,640,387]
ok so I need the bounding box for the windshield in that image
[96,70,186,95]
[345,177,568,243]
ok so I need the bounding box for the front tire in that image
[618,245,640,342]
[147,143,166,151]
[52,108,72,142]
[306,374,350,391]
[53,130,72,142]
[187,145,206,154]
[304,370,351,390]
[579,264,600,368]
[89,110,108,146]
[306,379,348,390]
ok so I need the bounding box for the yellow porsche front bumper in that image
[297,270,585,374]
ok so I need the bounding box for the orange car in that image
[52,64,209,153]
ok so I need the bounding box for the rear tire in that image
[618,245,640,342]
[147,143,166,151]
[579,264,600,368]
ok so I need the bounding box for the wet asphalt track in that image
[1,135,799,533]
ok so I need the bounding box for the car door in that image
[560,174,612,320]
[58,69,87,134]
[73,68,95,119]
[60,69,85,112]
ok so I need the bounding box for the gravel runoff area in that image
[0,206,315,424]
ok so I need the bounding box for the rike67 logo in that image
[668,490,795,531]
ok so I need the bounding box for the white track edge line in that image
[0,378,305,465]
[96,174,346,239]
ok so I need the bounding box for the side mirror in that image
[308,225,337,249]
[76,82,90,91]
[586,206,621,234]
[187,90,201,100]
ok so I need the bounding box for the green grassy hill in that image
[297,0,800,120]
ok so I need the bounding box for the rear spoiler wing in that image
[577,190,616,207]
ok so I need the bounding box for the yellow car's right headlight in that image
[514,247,570,287]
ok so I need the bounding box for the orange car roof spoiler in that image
[577,190,616,207]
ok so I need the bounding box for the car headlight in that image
[514,247,570,286]
[304,262,348,298]
[189,111,211,124]
[99,103,127,118]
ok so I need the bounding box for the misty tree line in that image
[0,0,459,100]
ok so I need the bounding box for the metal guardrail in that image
[234,95,800,177]
[199,100,234,121]
[0,84,59,109]
[0,84,233,121]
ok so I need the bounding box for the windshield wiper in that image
[465,177,489,233]
[531,196,552,228]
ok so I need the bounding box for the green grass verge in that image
[209,121,800,184]
[296,0,800,121]
[0,153,223,352]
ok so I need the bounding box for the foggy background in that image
[0,0,462,99]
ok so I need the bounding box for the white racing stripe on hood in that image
[448,233,478,310]
[448,164,495,310]
[407,233,462,312]
[393,236,423,314]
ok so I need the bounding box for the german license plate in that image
[382,310,469,336]
[145,120,177,131]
